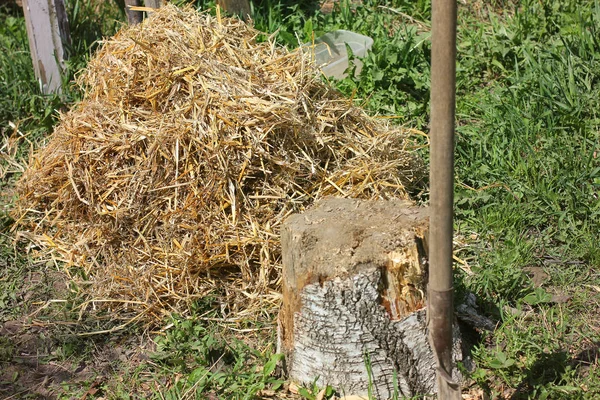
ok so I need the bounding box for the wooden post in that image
[429,0,460,398]
[22,0,71,94]
[279,198,467,398]
[124,0,162,24]
[143,0,161,8]
[124,0,143,24]
[217,0,251,19]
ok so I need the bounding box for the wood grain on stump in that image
[279,198,465,399]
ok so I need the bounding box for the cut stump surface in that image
[279,198,465,399]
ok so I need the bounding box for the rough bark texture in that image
[279,198,466,399]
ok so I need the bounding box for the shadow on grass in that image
[573,342,600,365]
[0,240,150,399]
[571,341,600,379]
[0,319,152,400]
[508,343,600,398]
[0,321,86,400]
[510,351,570,399]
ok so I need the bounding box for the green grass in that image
[451,1,600,398]
[1,0,600,398]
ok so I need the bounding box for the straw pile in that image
[13,5,424,325]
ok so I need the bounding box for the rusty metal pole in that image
[428,0,460,398]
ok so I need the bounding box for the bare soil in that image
[0,261,154,399]
[0,317,155,399]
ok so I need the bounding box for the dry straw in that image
[13,5,424,327]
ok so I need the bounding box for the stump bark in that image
[279,198,466,399]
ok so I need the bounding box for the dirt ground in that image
[0,260,155,399]
[2,320,118,399]
[0,317,155,399]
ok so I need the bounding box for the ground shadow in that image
[0,319,152,399]
[0,241,152,399]
[0,320,86,399]
[571,342,600,379]
[510,351,569,399]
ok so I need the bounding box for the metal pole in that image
[428,0,460,397]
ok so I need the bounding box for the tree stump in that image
[279,198,466,399]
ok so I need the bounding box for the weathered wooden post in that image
[143,0,161,8]
[217,0,251,19]
[279,198,466,398]
[124,0,143,24]
[429,0,460,398]
[124,0,161,24]
[22,0,71,94]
